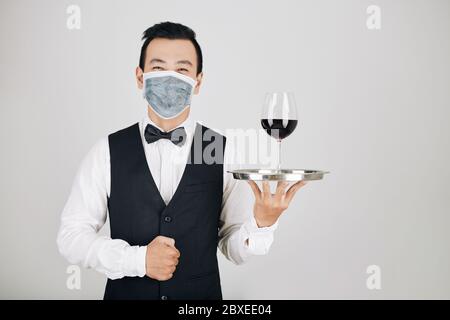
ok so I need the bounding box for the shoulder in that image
[85,121,139,164]
[83,136,109,165]
[196,121,226,142]
[108,122,140,140]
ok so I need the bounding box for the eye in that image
[152,66,164,71]
[178,68,189,73]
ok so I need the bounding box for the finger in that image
[166,246,180,258]
[158,236,175,247]
[247,180,261,199]
[286,180,307,194]
[161,273,173,281]
[261,181,271,199]
[166,265,176,273]
[274,181,289,199]
[285,180,308,204]
[165,258,178,267]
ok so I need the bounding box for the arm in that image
[56,137,147,280]
[217,134,308,265]
[218,173,280,265]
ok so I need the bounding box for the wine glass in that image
[261,92,298,171]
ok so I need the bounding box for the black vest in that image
[104,122,225,300]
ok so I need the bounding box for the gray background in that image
[1,0,449,299]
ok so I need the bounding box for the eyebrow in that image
[149,58,166,64]
[149,58,193,67]
[176,60,193,66]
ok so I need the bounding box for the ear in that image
[193,72,203,95]
[136,66,144,90]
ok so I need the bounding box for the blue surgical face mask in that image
[143,70,197,119]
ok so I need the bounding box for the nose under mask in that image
[143,70,197,119]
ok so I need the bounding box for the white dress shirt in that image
[57,114,279,280]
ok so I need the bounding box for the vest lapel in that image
[134,122,202,212]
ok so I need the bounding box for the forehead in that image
[146,38,197,64]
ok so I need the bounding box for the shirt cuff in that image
[249,215,279,232]
[123,245,147,277]
[242,216,279,255]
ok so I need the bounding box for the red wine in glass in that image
[261,119,298,140]
[261,92,298,171]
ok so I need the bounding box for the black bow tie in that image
[144,123,187,146]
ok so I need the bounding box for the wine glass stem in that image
[278,140,282,171]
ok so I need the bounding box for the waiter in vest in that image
[57,21,307,300]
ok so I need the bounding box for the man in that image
[57,21,307,300]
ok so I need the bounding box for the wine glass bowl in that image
[261,92,298,171]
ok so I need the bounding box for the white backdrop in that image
[0,0,449,299]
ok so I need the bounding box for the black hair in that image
[139,21,203,75]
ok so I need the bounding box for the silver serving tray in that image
[228,169,330,181]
